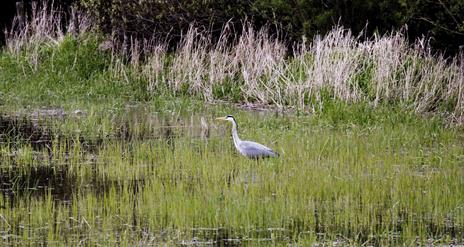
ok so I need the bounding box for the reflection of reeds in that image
[200,116,209,141]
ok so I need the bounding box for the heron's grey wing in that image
[239,140,279,158]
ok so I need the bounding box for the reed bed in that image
[3,4,464,124]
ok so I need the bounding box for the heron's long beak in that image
[216,117,227,121]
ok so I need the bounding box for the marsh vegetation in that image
[1,105,463,246]
[0,4,463,246]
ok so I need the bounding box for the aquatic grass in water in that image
[0,105,463,245]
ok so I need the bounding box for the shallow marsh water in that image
[0,105,463,246]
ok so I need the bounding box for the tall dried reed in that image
[5,4,464,123]
[5,3,92,53]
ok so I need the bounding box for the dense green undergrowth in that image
[0,32,451,136]
[0,34,462,126]
[1,35,148,106]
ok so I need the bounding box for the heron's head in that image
[216,115,236,123]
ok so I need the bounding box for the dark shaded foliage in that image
[248,0,464,56]
[0,0,17,45]
[79,0,254,50]
[1,0,463,56]
[0,0,78,45]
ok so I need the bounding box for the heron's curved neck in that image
[231,120,241,146]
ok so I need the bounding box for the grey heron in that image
[216,115,279,159]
